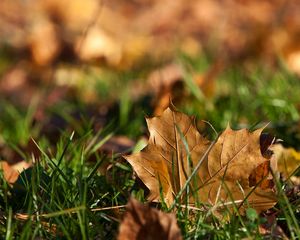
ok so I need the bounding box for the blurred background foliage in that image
[0,0,300,153]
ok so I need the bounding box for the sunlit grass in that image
[0,55,299,238]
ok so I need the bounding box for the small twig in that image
[90,205,126,212]
[14,204,127,221]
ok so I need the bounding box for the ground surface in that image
[1,0,300,239]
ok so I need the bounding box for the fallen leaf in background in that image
[0,64,37,106]
[28,18,61,66]
[272,144,300,178]
[148,61,223,115]
[124,107,277,214]
[0,66,28,92]
[193,60,224,99]
[0,161,31,184]
[117,198,182,240]
[0,138,41,165]
[76,27,122,66]
[2,0,300,71]
[148,64,185,115]
[100,136,135,155]
[258,213,288,240]
[39,0,99,31]
[1,0,300,113]
[284,47,300,76]
[148,64,184,95]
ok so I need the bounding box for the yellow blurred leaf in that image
[273,144,300,177]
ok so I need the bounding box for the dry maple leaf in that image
[198,126,277,213]
[124,107,277,214]
[117,198,182,240]
[124,107,211,206]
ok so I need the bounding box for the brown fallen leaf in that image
[193,60,224,99]
[124,107,277,214]
[76,27,122,66]
[258,213,288,240]
[117,198,182,240]
[199,126,277,214]
[0,138,41,165]
[0,161,31,184]
[148,61,222,116]
[125,107,211,205]
[28,18,61,66]
[147,63,185,115]
[100,136,135,155]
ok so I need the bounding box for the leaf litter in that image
[118,198,182,240]
[1,105,300,238]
